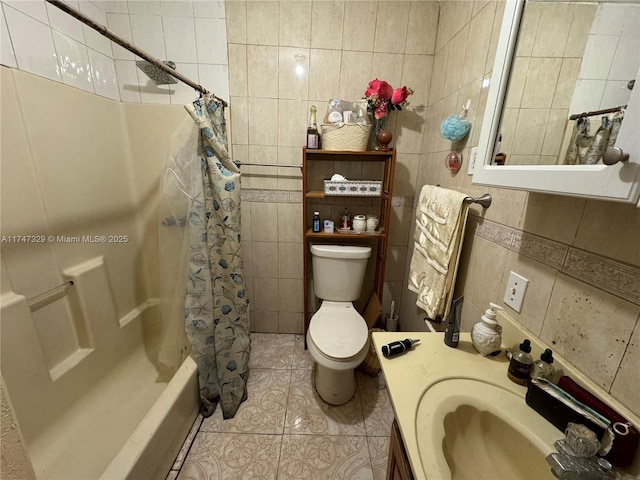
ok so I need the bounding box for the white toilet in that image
[307,244,371,405]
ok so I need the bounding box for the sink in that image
[415,378,561,480]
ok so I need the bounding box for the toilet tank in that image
[311,244,372,301]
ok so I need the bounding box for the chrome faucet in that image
[546,440,616,480]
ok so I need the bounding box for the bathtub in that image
[1,276,199,480]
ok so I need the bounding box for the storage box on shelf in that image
[302,147,396,346]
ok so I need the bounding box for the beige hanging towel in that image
[408,185,470,321]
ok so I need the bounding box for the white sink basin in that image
[415,378,560,480]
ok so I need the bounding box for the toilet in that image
[307,244,371,405]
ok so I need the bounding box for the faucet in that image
[546,451,616,480]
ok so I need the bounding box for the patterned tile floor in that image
[165,333,394,480]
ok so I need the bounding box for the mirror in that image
[473,0,640,204]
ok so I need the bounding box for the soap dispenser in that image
[531,348,555,381]
[471,302,504,356]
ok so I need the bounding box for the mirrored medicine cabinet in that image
[472,0,640,205]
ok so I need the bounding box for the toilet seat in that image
[309,301,368,361]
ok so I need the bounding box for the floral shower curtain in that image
[183,94,250,419]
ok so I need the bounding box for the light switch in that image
[504,271,528,313]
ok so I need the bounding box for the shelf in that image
[306,190,390,200]
[304,148,394,161]
[305,228,384,239]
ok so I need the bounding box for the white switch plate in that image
[468,147,478,175]
[504,271,529,313]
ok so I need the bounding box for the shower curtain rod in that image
[569,104,626,121]
[45,0,226,105]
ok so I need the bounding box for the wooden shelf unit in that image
[302,147,396,345]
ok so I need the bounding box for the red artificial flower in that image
[374,102,388,119]
[365,79,393,101]
[391,86,410,105]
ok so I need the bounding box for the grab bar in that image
[27,281,74,312]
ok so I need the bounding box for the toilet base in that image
[314,363,356,405]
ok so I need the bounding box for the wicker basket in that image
[320,123,371,151]
[360,328,385,376]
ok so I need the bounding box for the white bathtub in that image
[1,282,199,480]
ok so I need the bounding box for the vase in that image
[377,128,393,151]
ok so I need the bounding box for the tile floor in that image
[165,333,394,480]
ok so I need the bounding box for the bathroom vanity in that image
[373,314,640,479]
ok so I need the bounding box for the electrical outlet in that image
[504,271,529,313]
[468,147,478,175]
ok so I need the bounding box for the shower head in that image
[136,60,178,85]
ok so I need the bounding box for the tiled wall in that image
[501,1,596,166]
[398,0,640,417]
[227,0,438,333]
[571,3,640,113]
[0,0,229,105]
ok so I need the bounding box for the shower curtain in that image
[180,94,250,419]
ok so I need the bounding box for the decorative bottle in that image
[508,339,533,385]
[471,302,503,356]
[531,348,555,381]
[306,105,319,149]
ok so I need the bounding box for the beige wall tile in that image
[511,108,549,156]
[311,0,344,50]
[498,251,558,336]
[371,53,404,89]
[278,311,303,334]
[338,51,373,100]
[393,154,420,198]
[401,54,433,107]
[531,3,573,58]
[505,57,528,108]
[394,107,426,155]
[246,1,279,46]
[228,44,247,97]
[277,203,302,243]
[574,200,640,266]
[248,146,279,189]
[385,246,407,282]
[374,1,409,54]
[541,274,639,391]
[564,3,597,57]
[278,47,310,101]
[552,58,581,109]
[230,96,249,145]
[343,1,377,52]
[521,57,562,109]
[610,320,640,414]
[279,0,312,48]
[225,0,247,44]
[251,202,278,242]
[248,97,278,145]
[541,109,569,157]
[453,0,474,35]
[461,1,494,86]
[255,277,279,310]
[429,43,448,105]
[436,2,455,53]
[277,99,307,147]
[279,278,303,312]
[247,45,278,98]
[406,1,438,55]
[252,241,278,278]
[308,49,341,100]
[459,236,509,314]
[277,147,303,191]
[443,25,469,97]
[278,242,303,279]
[253,310,279,332]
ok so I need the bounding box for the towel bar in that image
[464,193,492,208]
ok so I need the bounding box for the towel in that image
[407,185,470,320]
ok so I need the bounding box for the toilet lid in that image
[309,302,368,360]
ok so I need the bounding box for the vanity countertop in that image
[372,313,640,479]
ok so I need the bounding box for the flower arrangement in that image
[364,79,413,132]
